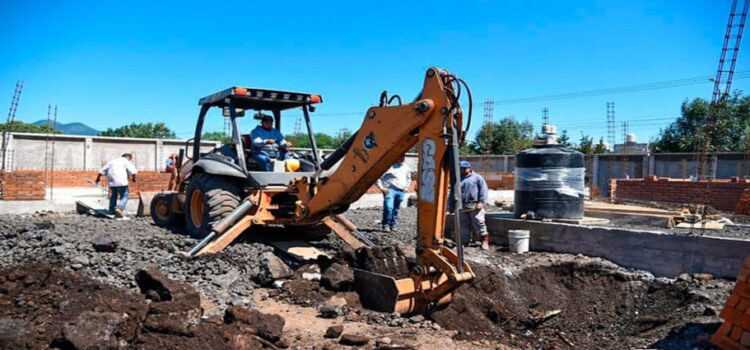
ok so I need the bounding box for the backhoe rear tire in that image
[184,173,241,239]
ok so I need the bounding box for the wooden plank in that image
[674,221,725,230]
[75,200,115,219]
[197,216,254,255]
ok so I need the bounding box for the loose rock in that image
[339,333,370,346]
[325,325,344,338]
[321,262,354,291]
[92,233,118,252]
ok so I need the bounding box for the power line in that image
[491,71,750,105]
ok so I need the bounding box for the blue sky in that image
[0,0,745,145]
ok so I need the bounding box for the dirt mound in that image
[0,264,285,349]
[431,260,722,349]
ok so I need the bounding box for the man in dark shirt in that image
[450,160,490,250]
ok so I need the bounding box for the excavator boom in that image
[293,67,475,314]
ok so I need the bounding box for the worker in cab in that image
[449,160,490,250]
[376,156,411,232]
[250,114,292,171]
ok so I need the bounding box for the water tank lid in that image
[515,145,585,168]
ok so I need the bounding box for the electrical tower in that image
[1,81,23,172]
[222,117,231,136]
[541,107,549,127]
[482,99,494,154]
[621,121,629,178]
[606,102,615,149]
[293,117,302,137]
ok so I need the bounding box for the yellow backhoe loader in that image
[146,67,475,314]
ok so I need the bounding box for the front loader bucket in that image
[353,269,452,315]
[137,191,159,217]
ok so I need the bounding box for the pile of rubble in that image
[0,264,286,349]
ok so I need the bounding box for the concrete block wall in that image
[2,132,220,172]
[612,176,750,211]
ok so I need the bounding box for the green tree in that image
[101,122,176,139]
[0,121,60,134]
[469,117,534,155]
[652,92,750,152]
[284,132,337,149]
[576,133,608,154]
[333,128,353,147]
[557,129,573,147]
[202,131,231,144]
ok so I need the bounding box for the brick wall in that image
[485,172,514,190]
[611,176,750,211]
[1,170,173,200]
[0,171,46,200]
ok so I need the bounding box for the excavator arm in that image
[292,67,475,314]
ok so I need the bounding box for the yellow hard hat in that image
[285,159,301,172]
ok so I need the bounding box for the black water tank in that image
[514,145,585,219]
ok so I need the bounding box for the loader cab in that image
[190,87,323,189]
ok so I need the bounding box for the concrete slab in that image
[0,187,140,215]
[470,214,750,279]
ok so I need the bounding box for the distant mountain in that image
[33,120,100,136]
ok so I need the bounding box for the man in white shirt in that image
[95,153,138,218]
[375,156,411,232]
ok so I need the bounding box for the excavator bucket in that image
[353,269,452,315]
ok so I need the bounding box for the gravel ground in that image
[0,206,737,349]
[0,213,270,310]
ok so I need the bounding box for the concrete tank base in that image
[448,212,750,279]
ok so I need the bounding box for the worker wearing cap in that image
[94,153,138,218]
[376,156,411,232]
[250,114,292,171]
[449,160,490,250]
[165,153,178,190]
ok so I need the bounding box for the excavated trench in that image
[431,260,718,349]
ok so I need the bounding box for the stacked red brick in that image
[0,170,172,201]
[611,176,750,211]
[484,172,515,190]
[0,171,46,200]
[712,255,750,349]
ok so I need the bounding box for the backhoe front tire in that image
[150,193,184,227]
[184,173,241,239]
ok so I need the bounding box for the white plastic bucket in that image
[508,230,530,254]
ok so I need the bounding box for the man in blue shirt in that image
[449,160,490,250]
[249,114,292,171]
